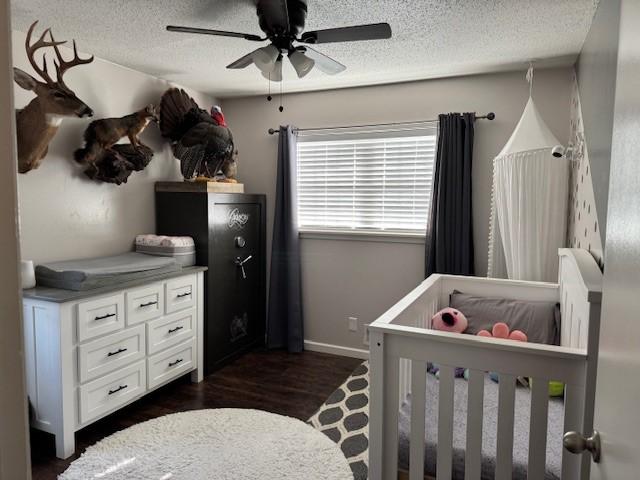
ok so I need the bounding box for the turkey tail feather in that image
[159,88,200,140]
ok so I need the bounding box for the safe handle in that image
[235,255,253,266]
[235,255,253,279]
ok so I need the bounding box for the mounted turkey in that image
[159,88,237,181]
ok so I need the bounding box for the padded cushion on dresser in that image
[36,253,180,291]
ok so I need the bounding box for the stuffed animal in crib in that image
[428,308,468,378]
[431,307,468,333]
[476,322,528,342]
[473,322,528,383]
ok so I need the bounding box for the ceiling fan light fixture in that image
[289,49,315,78]
[252,44,280,74]
[262,55,283,82]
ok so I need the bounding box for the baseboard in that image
[303,340,369,360]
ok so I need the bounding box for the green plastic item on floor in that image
[529,378,565,397]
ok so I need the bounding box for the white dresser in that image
[22,267,206,459]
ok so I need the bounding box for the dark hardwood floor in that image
[30,349,363,480]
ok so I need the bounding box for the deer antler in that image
[50,32,94,89]
[24,20,67,85]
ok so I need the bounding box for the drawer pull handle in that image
[168,326,184,334]
[139,301,158,308]
[168,358,184,367]
[176,292,191,299]
[107,347,128,357]
[94,312,116,321]
[108,385,128,395]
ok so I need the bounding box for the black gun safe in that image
[156,183,266,373]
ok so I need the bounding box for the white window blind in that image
[296,132,437,233]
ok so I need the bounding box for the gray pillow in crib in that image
[449,291,561,345]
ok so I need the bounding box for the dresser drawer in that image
[147,309,195,355]
[78,325,146,383]
[165,275,196,314]
[77,293,125,342]
[147,338,195,389]
[126,283,164,326]
[79,360,146,425]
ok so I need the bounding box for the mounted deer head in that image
[14,21,94,173]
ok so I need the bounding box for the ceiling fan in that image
[166,0,392,81]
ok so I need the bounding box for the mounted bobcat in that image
[74,105,158,164]
[13,21,94,173]
[73,105,158,185]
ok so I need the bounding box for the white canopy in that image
[488,96,568,282]
[497,97,562,157]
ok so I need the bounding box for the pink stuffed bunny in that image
[429,308,468,378]
[477,322,527,342]
[431,307,468,333]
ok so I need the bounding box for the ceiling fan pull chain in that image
[279,79,284,112]
[267,72,273,101]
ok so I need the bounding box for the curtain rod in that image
[267,112,495,135]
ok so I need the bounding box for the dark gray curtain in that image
[425,113,476,277]
[267,126,304,352]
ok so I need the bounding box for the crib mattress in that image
[35,253,181,291]
[398,374,563,480]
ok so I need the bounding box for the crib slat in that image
[383,355,400,480]
[495,373,516,480]
[562,383,585,479]
[400,358,411,405]
[465,369,484,480]
[436,365,455,480]
[528,378,549,479]
[409,361,427,480]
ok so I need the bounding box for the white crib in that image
[368,249,602,480]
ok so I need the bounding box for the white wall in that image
[567,71,604,269]
[12,30,217,263]
[222,68,572,352]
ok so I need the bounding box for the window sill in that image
[298,229,427,244]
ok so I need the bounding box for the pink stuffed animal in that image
[429,308,468,378]
[477,322,527,342]
[431,307,468,333]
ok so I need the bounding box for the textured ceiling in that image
[11,0,598,98]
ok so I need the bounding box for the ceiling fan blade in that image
[300,22,391,44]
[302,47,346,75]
[226,49,262,69]
[166,25,264,42]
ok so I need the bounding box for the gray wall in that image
[221,68,572,352]
[576,0,621,249]
[12,30,216,264]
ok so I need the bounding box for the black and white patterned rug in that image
[308,362,370,480]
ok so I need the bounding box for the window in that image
[296,130,437,234]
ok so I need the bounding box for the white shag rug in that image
[60,409,353,480]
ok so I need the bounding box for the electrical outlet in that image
[363,323,371,346]
[348,316,358,332]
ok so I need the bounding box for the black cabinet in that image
[155,184,266,373]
